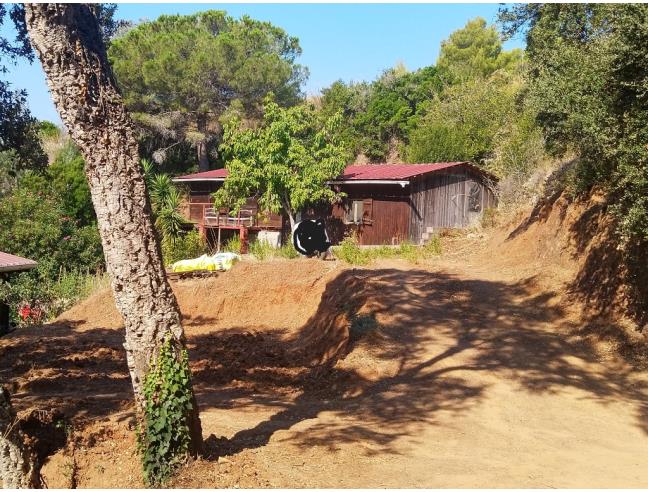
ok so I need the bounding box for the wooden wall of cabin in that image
[178,181,222,223]
[304,184,411,245]
[409,166,496,243]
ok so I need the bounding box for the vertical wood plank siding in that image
[409,166,496,243]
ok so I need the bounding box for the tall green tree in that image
[320,65,442,162]
[405,71,541,174]
[0,5,47,172]
[437,17,523,82]
[498,3,648,243]
[108,10,308,171]
[214,99,350,228]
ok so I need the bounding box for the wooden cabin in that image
[173,162,497,248]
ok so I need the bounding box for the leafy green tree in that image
[214,99,350,228]
[91,4,132,45]
[48,142,95,226]
[498,3,648,243]
[0,3,47,172]
[0,149,21,195]
[437,17,523,82]
[108,10,308,171]
[0,185,104,316]
[0,5,123,172]
[38,120,61,140]
[0,84,47,171]
[320,65,442,162]
[406,72,527,167]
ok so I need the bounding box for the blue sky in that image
[1,3,524,124]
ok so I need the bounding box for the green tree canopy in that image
[108,10,308,171]
[320,65,442,162]
[437,17,523,82]
[406,72,520,164]
[213,99,350,227]
[498,3,648,243]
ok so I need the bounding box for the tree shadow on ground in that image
[0,324,131,422]
[191,268,648,458]
[502,159,647,336]
[2,265,647,462]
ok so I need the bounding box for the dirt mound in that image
[57,258,341,334]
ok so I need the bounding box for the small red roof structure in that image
[0,251,37,273]
[173,162,492,183]
[175,168,229,181]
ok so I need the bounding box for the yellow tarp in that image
[170,253,241,273]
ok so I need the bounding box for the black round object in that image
[292,219,331,257]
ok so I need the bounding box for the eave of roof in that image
[0,251,37,273]
[172,161,498,184]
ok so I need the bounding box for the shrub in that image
[333,233,442,265]
[333,234,370,265]
[277,238,300,259]
[249,235,300,260]
[422,235,443,256]
[397,240,419,262]
[222,235,242,254]
[249,239,273,261]
[0,269,110,324]
[161,230,206,266]
[480,208,499,229]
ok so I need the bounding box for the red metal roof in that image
[175,168,228,181]
[175,162,472,182]
[0,251,37,273]
[338,162,468,180]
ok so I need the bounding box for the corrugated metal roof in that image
[339,162,468,180]
[0,251,37,273]
[174,162,472,182]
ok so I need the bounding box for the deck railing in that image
[187,201,283,229]
[204,207,255,227]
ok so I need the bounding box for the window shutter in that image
[362,198,373,225]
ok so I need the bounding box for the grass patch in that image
[249,236,300,261]
[333,234,442,265]
[222,235,242,254]
[162,230,207,266]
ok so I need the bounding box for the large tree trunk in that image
[196,114,210,172]
[0,387,40,488]
[196,140,210,172]
[24,4,202,455]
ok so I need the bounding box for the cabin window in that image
[344,200,364,224]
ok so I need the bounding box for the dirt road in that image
[176,255,648,488]
[2,231,647,487]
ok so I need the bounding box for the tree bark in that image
[24,4,202,454]
[196,139,209,172]
[196,114,210,172]
[0,387,40,488]
[282,197,296,231]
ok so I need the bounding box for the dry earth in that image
[1,194,647,488]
